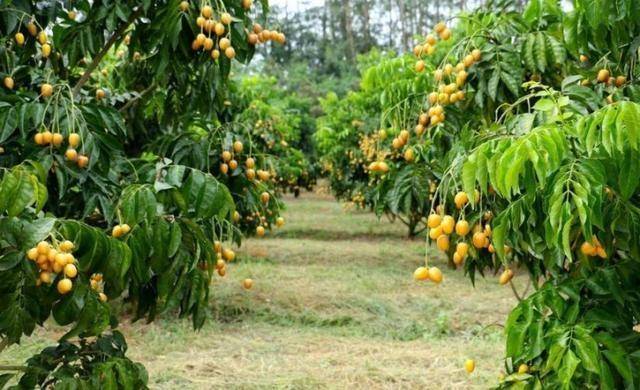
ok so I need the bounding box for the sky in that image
[269,0,323,12]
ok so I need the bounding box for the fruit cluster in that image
[26,239,78,295]
[34,130,90,169]
[182,0,285,61]
[111,223,132,238]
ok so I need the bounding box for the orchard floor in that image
[2,190,523,389]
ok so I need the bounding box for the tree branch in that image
[0,365,27,372]
[119,82,157,113]
[71,7,143,97]
[509,279,523,301]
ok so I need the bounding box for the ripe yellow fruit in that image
[39,272,53,284]
[471,49,481,61]
[434,22,446,33]
[68,133,81,148]
[415,60,425,72]
[441,215,455,235]
[499,269,514,285]
[246,168,256,180]
[27,247,39,261]
[221,12,232,25]
[213,241,222,253]
[41,131,53,144]
[465,359,476,373]
[243,278,253,289]
[3,76,14,90]
[404,148,415,162]
[15,32,25,46]
[597,69,610,83]
[455,220,470,236]
[201,5,213,18]
[439,28,452,40]
[120,224,131,235]
[437,235,450,251]
[428,267,443,284]
[427,214,442,228]
[517,364,529,374]
[221,150,232,162]
[179,1,189,12]
[37,241,50,255]
[65,148,78,161]
[472,232,487,249]
[229,160,238,170]
[242,0,253,9]
[112,225,123,238]
[596,246,607,259]
[276,217,285,227]
[260,192,270,204]
[434,69,443,81]
[59,240,74,253]
[38,31,47,45]
[454,191,468,209]
[41,83,53,98]
[219,37,231,50]
[99,292,108,302]
[429,226,443,240]
[225,46,236,59]
[27,22,37,36]
[456,242,469,257]
[246,157,255,169]
[453,252,463,266]
[52,133,63,147]
[222,248,235,261]
[615,75,627,87]
[57,278,73,294]
[579,54,588,63]
[233,141,243,153]
[64,264,78,278]
[414,266,430,281]
[426,34,437,45]
[77,155,89,168]
[256,226,265,237]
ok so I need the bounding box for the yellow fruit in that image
[436,235,450,251]
[453,252,463,266]
[112,225,123,238]
[246,157,256,169]
[41,83,53,98]
[221,150,232,162]
[471,49,481,61]
[472,232,487,249]
[256,226,265,237]
[213,241,222,253]
[38,31,47,45]
[429,226,443,240]
[33,133,44,145]
[65,148,78,162]
[434,22,446,33]
[597,69,610,83]
[47,248,58,262]
[15,32,25,46]
[517,364,529,374]
[414,266,430,281]
[27,22,37,37]
[434,69,443,81]
[225,46,236,59]
[3,76,14,90]
[27,248,39,261]
[456,242,469,257]
[455,220,470,236]
[242,278,253,290]
[39,272,53,284]
[428,92,438,105]
[222,248,235,261]
[77,155,89,168]
[219,37,231,50]
[59,240,74,253]
[246,168,256,180]
[260,192,270,204]
[99,292,108,302]
[428,267,443,284]
[120,224,131,235]
[233,141,243,153]
[615,76,627,87]
[596,246,607,259]
[37,241,50,255]
[64,264,78,278]
[454,191,468,209]
[439,28,452,40]
[179,1,189,12]
[201,5,213,18]
[488,244,496,253]
[68,133,80,148]
[52,133,63,147]
[203,37,214,51]
[276,217,285,227]
[404,148,415,162]
[229,160,238,170]
[465,359,476,374]
[242,0,253,9]
[57,278,73,294]
[427,214,442,228]
[499,269,514,285]
[42,131,53,144]
[415,60,425,72]
[221,12,232,25]
[42,43,51,58]
[441,215,455,235]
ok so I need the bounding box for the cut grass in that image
[1,191,521,389]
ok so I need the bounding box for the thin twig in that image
[0,365,27,372]
[119,82,157,113]
[509,279,522,301]
[71,7,142,97]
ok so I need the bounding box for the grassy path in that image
[2,191,519,389]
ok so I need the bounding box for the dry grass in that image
[1,190,522,389]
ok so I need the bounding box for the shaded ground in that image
[2,190,521,389]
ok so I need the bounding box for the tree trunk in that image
[342,0,356,61]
